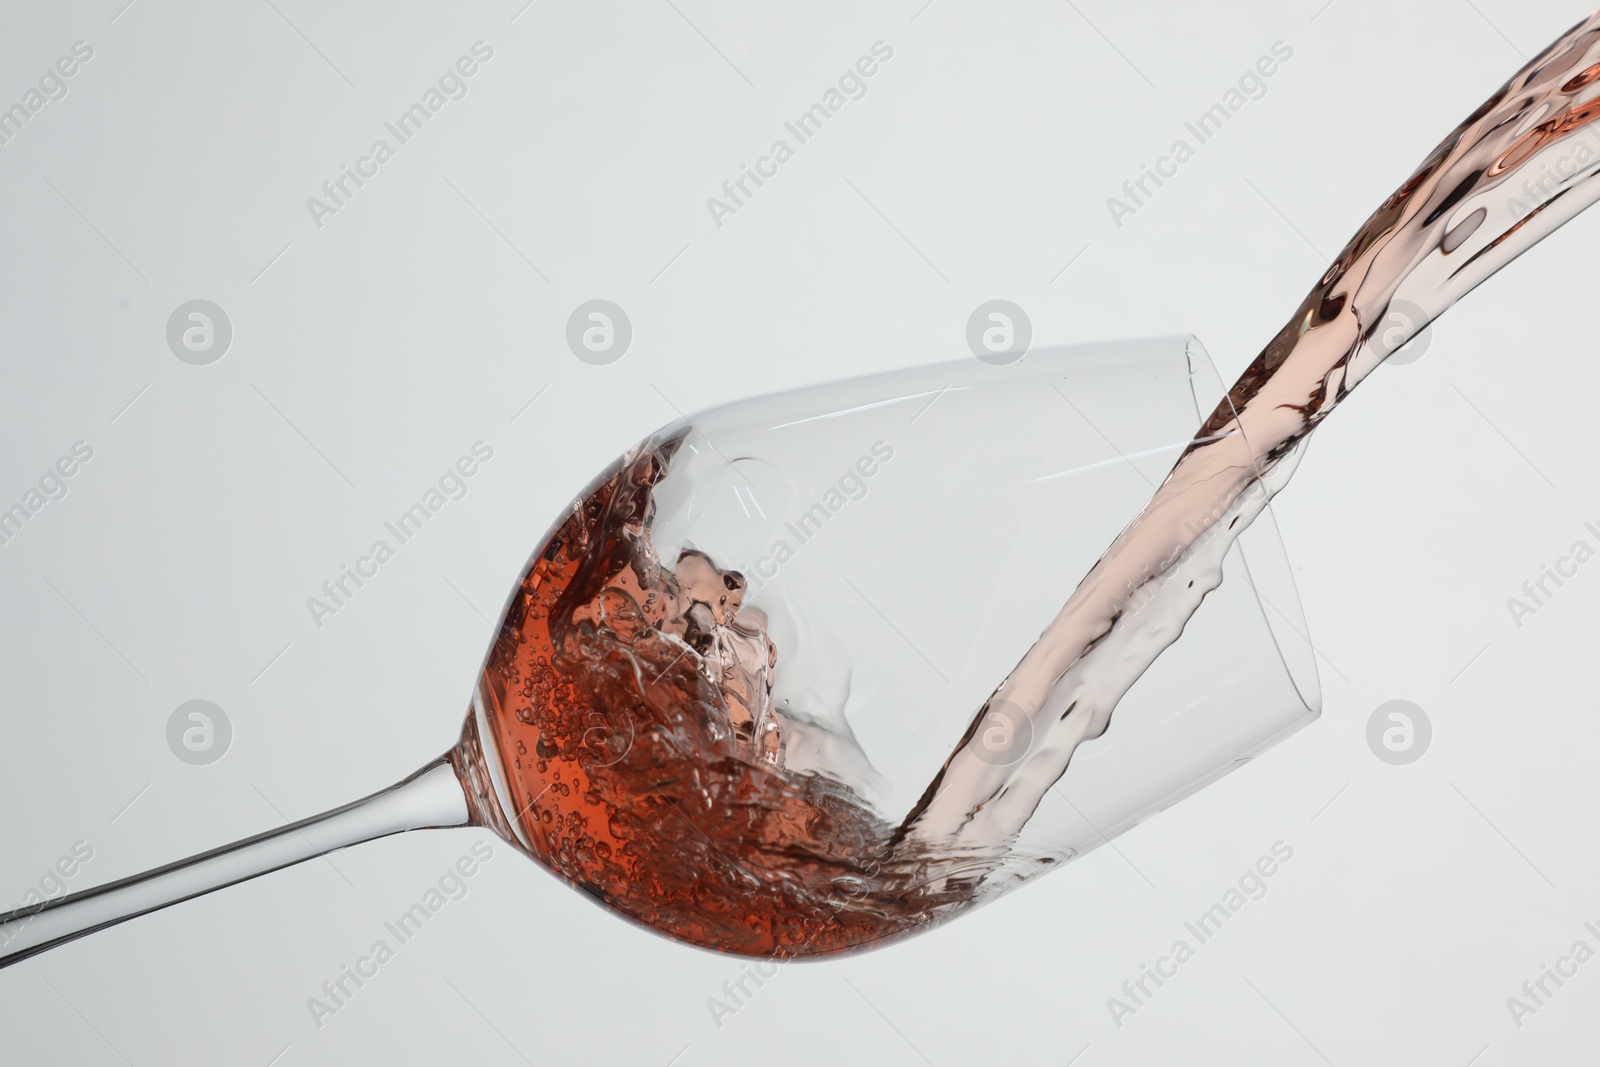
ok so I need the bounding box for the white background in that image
[3,0,1599,1064]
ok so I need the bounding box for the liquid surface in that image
[472,10,1600,957]
[477,439,1024,956]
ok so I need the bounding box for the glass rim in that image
[1183,333,1324,719]
[681,331,1326,723]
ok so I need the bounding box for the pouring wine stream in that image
[8,9,1600,968]
[898,8,1600,852]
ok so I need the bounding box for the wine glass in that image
[0,334,1319,968]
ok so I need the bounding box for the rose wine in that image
[19,8,1600,986]
[901,9,1600,854]
[469,439,976,958]
[464,10,1600,959]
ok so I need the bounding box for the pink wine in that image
[471,442,974,957]
[465,10,1600,958]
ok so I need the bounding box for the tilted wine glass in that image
[0,336,1317,967]
[14,3,1600,970]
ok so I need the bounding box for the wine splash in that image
[10,6,1600,975]
[902,8,1600,855]
[470,436,1024,957]
[467,8,1600,956]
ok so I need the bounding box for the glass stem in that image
[0,757,470,970]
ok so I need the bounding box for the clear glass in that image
[0,334,1319,968]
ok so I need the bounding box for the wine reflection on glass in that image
[0,336,1317,967]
